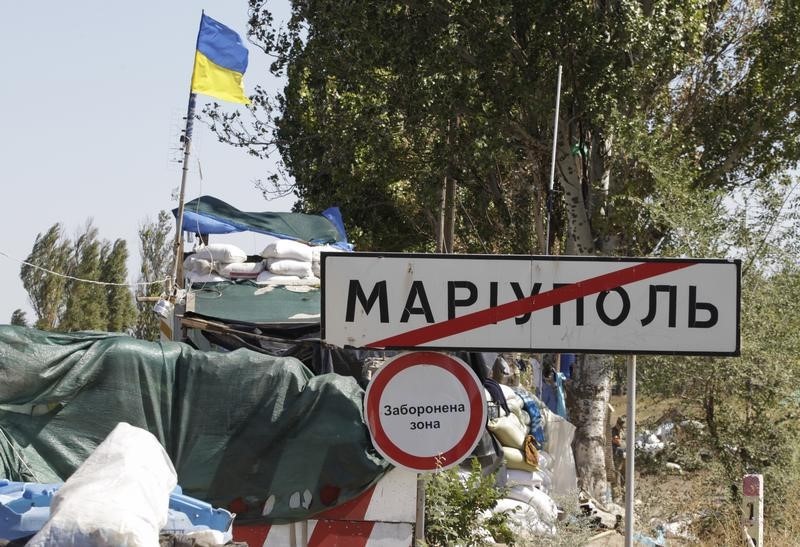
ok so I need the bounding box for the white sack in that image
[28,422,177,547]
[255,271,321,287]
[217,261,265,278]
[310,245,344,277]
[267,258,313,278]
[186,271,228,284]
[486,498,556,538]
[502,446,537,472]
[183,255,212,275]
[260,239,313,262]
[506,469,545,491]
[506,485,559,523]
[193,243,248,264]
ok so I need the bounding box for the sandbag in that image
[193,243,247,264]
[186,271,228,284]
[488,412,527,449]
[506,485,558,523]
[486,498,556,538]
[256,271,320,286]
[506,469,542,488]
[261,239,313,262]
[217,261,265,279]
[502,446,537,472]
[267,258,313,278]
[27,422,177,547]
[499,384,524,414]
[183,255,212,275]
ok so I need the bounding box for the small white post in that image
[415,474,425,543]
[742,474,763,547]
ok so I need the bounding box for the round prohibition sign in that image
[365,351,487,471]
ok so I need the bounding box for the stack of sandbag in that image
[504,382,578,498]
[310,244,344,277]
[183,243,257,284]
[483,382,560,539]
[183,239,348,286]
[486,382,537,474]
[257,239,318,286]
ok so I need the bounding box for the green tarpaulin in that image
[0,326,389,523]
[190,281,321,325]
[175,195,344,244]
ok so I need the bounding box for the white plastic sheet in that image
[28,422,177,547]
[542,410,578,497]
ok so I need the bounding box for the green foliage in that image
[205,0,800,503]
[639,179,800,523]
[20,223,71,330]
[134,211,173,341]
[9,309,28,327]
[20,220,138,334]
[422,458,508,547]
[208,0,800,258]
[59,223,107,332]
[101,239,136,333]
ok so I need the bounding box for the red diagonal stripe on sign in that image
[366,260,695,348]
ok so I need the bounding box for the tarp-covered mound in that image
[0,326,389,523]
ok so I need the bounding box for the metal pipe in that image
[545,65,562,255]
[624,354,636,546]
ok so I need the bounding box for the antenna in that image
[167,108,187,165]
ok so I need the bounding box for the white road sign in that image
[321,253,740,355]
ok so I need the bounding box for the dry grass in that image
[605,395,800,546]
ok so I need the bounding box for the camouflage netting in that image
[0,325,389,523]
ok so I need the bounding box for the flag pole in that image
[170,11,205,299]
[170,92,197,297]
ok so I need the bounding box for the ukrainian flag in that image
[191,14,249,104]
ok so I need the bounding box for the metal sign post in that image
[624,355,636,547]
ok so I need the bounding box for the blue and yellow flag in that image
[191,14,249,104]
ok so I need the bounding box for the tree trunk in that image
[568,353,613,502]
[558,123,613,501]
[557,134,593,255]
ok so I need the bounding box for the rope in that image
[0,250,170,288]
[0,424,41,482]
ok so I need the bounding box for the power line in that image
[0,250,170,288]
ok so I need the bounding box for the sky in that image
[0,2,295,324]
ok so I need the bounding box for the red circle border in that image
[365,351,486,471]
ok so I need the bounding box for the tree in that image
[134,211,173,341]
[20,224,72,330]
[59,222,107,332]
[101,239,136,333]
[10,309,28,327]
[640,179,800,519]
[21,221,137,334]
[207,0,800,499]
